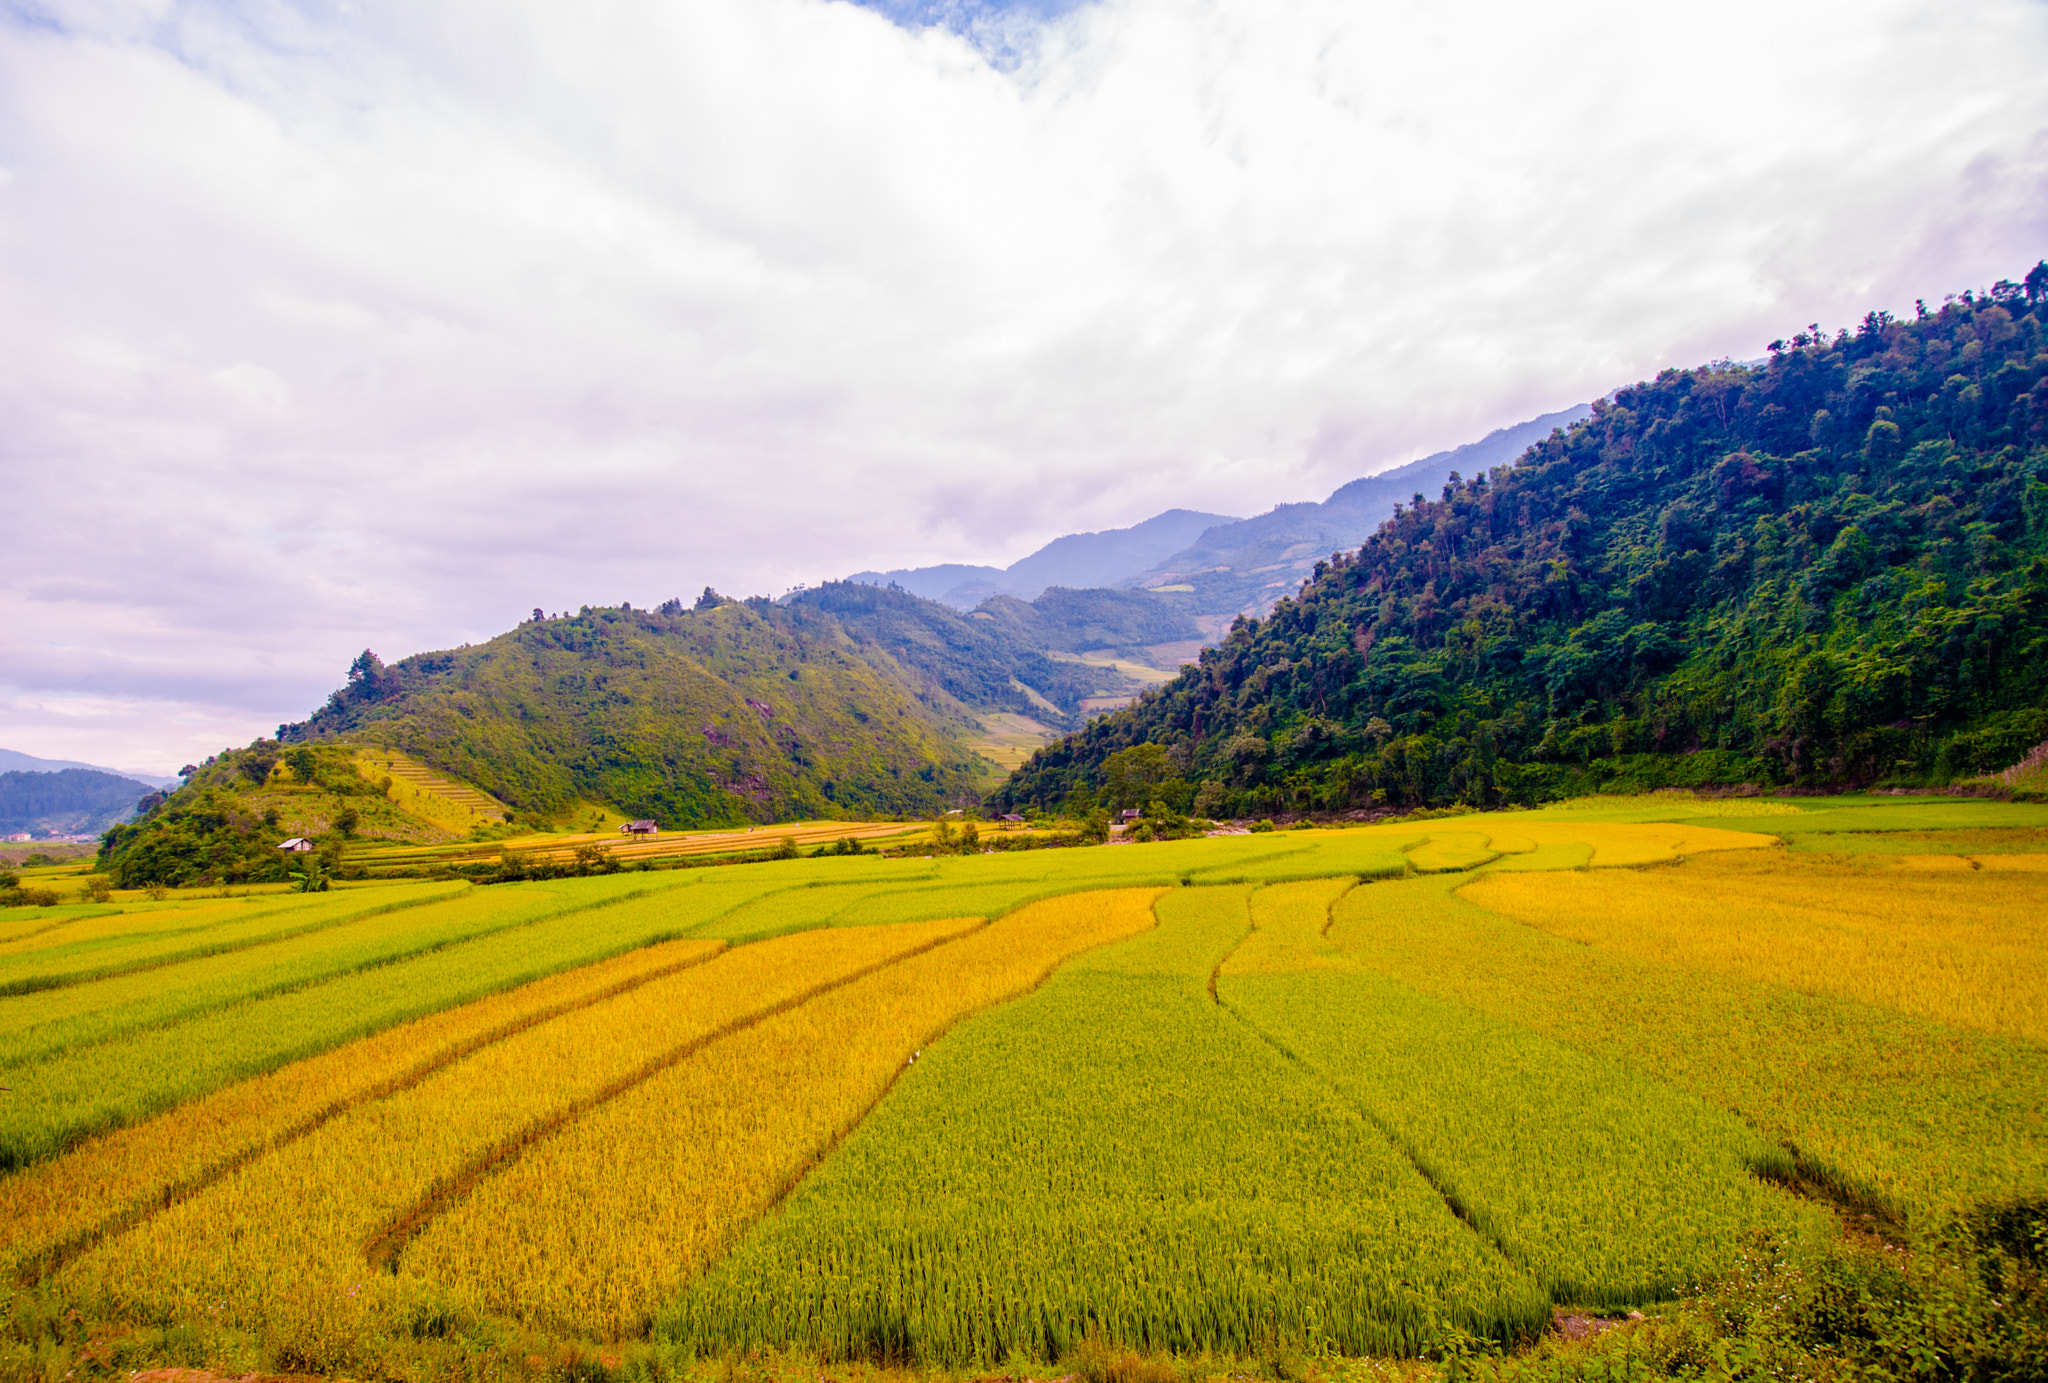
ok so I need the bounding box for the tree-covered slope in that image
[995,267,2048,816]
[283,596,989,826]
[0,769,156,837]
[782,581,1116,717]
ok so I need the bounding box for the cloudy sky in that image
[2,0,2045,774]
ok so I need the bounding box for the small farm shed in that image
[277,837,315,853]
[620,820,660,836]
[997,813,1026,823]
[1119,808,1143,822]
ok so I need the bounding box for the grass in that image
[662,885,1547,1363]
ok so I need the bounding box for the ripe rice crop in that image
[56,919,981,1353]
[1185,831,1413,884]
[664,885,1546,1363]
[0,872,779,1168]
[394,888,1167,1341]
[0,934,725,1280]
[1461,851,2048,1043]
[1325,872,2048,1225]
[0,883,468,995]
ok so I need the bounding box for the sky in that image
[2,0,2045,774]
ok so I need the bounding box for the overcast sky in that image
[3,0,2045,774]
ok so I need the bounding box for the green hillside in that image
[994,265,2048,817]
[0,769,156,837]
[282,597,989,827]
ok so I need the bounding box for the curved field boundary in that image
[0,882,657,1068]
[665,884,1546,1363]
[0,883,471,997]
[393,889,1167,1340]
[360,919,985,1270]
[1213,880,1827,1309]
[0,878,734,1169]
[5,936,726,1282]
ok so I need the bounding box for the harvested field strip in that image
[1218,961,1829,1307]
[666,886,1544,1363]
[0,875,762,1168]
[1,935,725,1281]
[56,920,981,1340]
[1325,872,2048,1224]
[0,884,470,995]
[1461,850,2048,1044]
[396,889,1167,1340]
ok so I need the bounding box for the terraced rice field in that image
[3,796,2041,1376]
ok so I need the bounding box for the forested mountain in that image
[971,586,1203,658]
[0,769,157,837]
[1128,405,1593,619]
[276,594,1042,826]
[995,267,2048,817]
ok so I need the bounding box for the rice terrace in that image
[1,792,2043,1383]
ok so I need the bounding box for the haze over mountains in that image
[849,404,1592,622]
[0,750,177,790]
[847,509,1235,609]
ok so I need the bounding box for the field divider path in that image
[8,936,729,1284]
[1218,873,1833,1308]
[360,918,988,1269]
[664,883,1550,1363]
[1202,880,1514,1262]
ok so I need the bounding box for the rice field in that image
[664,886,1547,1363]
[2,799,2041,1376]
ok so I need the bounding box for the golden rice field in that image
[0,793,2042,1379]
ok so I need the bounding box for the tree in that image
[286,747,317,783]
[1102,743,1171,809]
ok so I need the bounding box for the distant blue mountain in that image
[845,403,1593,621]
[848,508,1238,609]
[0,749,176,790]
[1126,404,1595,617]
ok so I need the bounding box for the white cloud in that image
[1,0,2045,770]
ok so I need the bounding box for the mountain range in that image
[92,261,2048,874]
[0,748,177,789]
[848,404,1592,622]
[995,267,2048,816]
[847,508,1233,608]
